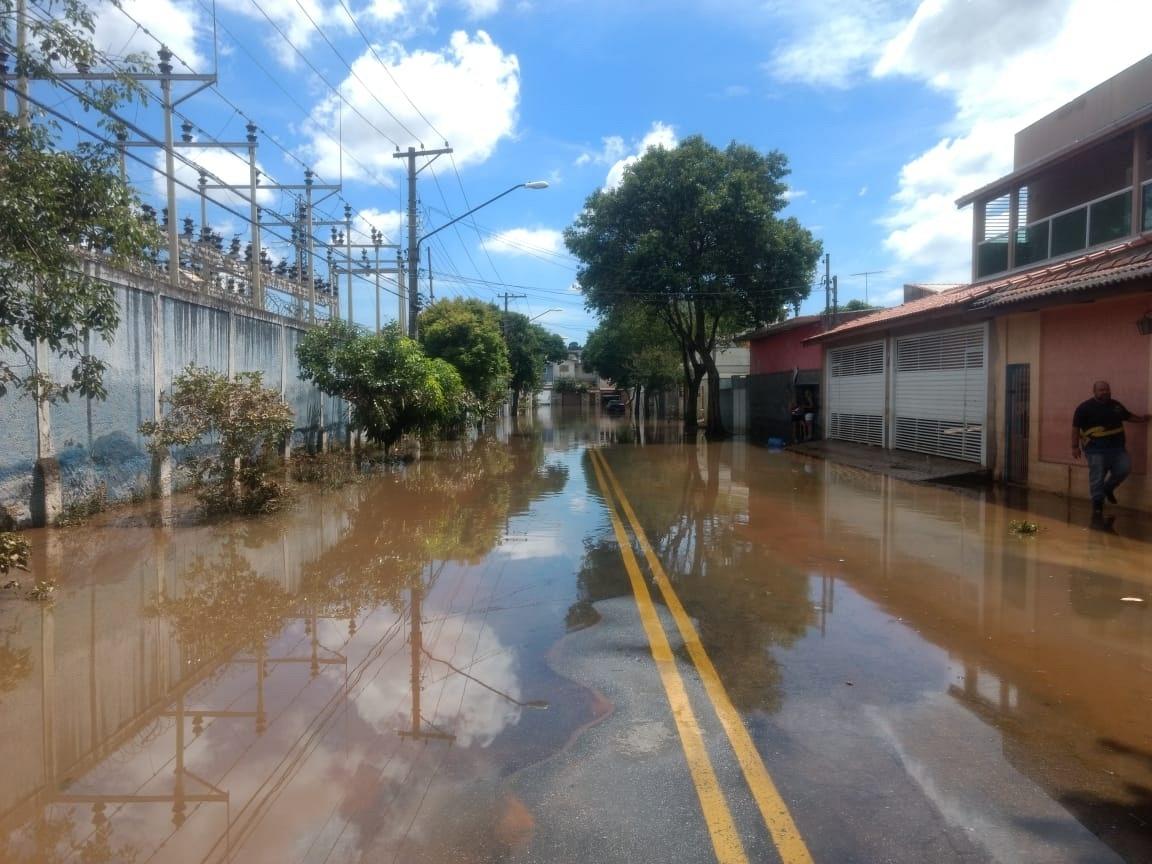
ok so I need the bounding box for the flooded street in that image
[1,410,1151,863]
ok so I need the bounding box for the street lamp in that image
[529,308,561,323]
[408,180,549,337]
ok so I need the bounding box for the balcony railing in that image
[976,183,1145,279]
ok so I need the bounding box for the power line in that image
[334,0,445,144]
[288,0,419,142]
[245,0,400,149]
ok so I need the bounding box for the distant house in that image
[737,311,873,442]
[810,54,1152,509]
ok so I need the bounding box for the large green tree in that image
[297,320,467,453]
[565,136,822,436]
[419,297,510,416]
[583,307,680,405]
[0,0,157,403]
[503,313,566,413]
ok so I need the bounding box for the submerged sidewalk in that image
[784,439,990,484]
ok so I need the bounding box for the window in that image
[1087,189,1131,246]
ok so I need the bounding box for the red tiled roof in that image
[806,283,984,343]
[971,233,1152,309]
[809,234,1152,343]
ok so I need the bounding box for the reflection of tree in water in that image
[147,534,293,664]
[0,620,32,703]
[580,445,811,713]
[0,811,139,864]
[568,537,634,631]
[301,433,568,619]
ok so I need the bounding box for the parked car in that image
[604,399,626,416]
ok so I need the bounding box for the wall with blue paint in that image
[1,272,345,524]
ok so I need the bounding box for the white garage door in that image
[892,326,986,463]
[826,341,886,447]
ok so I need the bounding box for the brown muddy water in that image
[0,409,1150,863]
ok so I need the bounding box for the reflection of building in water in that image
[807,459,1152,862]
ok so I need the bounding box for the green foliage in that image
[552,378,587,393]
[565,136,822,434]
[583,307,680,391]
[419,298,510,414]
[1009,519,1041,536]
[56,482,108,527]
[841,299,877,311]
[288,452,362,488]
[503,313,566,412]
[0,2,158,404]
[297,320,469,452]
[140,366,294,514]
[0,533,30,576]
[148,541,293,659]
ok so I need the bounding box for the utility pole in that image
[394,145,453,339]
[497,291,527,337]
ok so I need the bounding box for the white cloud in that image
[768,0,1152,283]
[602,122,678,190]
[875,0,1152,282]
[459,0,501,17]
[859,186,869,196]
[782,188,807,202]
[575,135,628,167]
[214,0,342,68]
[353,208,406,245]
[766,0,911,89]
[93,0,206,71]
[481,227,564,256]
[153,145,275,216]
[304,31,520,182]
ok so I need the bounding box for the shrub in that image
[0,533,30,576]
[141,366,294,515]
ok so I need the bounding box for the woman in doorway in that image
[790,399,805,443]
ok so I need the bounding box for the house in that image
[737,311,873,442]
[811,54,1152,509]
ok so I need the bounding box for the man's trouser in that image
[1086,448,1132,504]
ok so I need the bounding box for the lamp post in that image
[407,180,548,338]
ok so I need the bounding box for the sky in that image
[38,0,1152,343]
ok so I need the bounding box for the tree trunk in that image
[510,388,521,415]
[683,367,705,435]
[703,354,727,439]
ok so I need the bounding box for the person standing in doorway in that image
[1071,380,1150,514]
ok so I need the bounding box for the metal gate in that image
[826,341,886,446]
[892,325,987,463]
[1004,363,1030,484]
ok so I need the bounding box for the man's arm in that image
[1071,425,1082,459]
[1118,401,1151,423]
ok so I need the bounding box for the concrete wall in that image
[0,270,345,524]
[1014,54,1152,169]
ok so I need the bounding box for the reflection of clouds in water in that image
[355,610,523,748]
[570,494,588,512]
[493,530,565,562]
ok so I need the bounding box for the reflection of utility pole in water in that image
[820,573,836,637]
[399,578,455,743]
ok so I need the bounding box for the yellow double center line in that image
[589,447,814,864]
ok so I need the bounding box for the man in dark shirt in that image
[1071,380,1150,514]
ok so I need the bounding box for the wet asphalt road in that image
[0,411,1150,863]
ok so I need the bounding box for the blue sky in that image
[56,0,1152,343]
